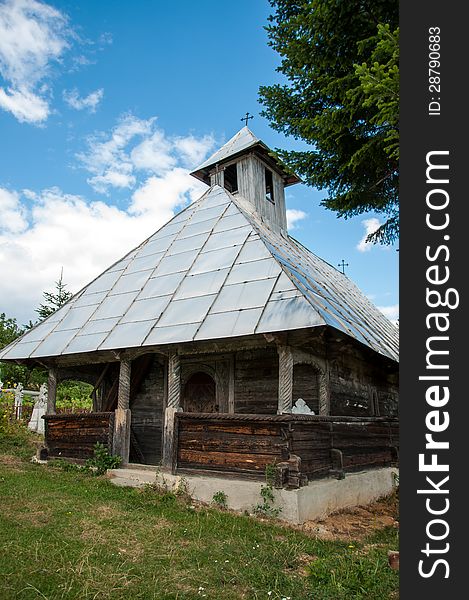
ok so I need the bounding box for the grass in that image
[0,423,399,599]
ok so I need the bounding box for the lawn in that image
[0,424,399,600]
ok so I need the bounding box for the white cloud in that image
[0,85,49,122]
[63,87,103,112]
[286,208,307,230]
[0,187,28,233]
[378,303,399,324]
[78,114,215,194]
[0,0,72,123]
[0,179,203,323]
[173,134,216,166]
[130,169,205,222]
[357,217,381,252]
[0,113,215,321]
[130,130,176,173]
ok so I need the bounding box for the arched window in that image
[182,371,217,413]
[292,363,319,414]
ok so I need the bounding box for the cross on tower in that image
[240,112,253,127]
[338,259,349,275]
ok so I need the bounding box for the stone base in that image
[107,466,398,524]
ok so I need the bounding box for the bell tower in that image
[190,127,300,233]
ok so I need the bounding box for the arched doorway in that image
[182,371,217,413]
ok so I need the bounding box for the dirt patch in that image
[302,493,399,541]
[91,504,124,520]
[0,454,24,469]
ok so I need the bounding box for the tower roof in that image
[0,185,398,363]
[190,127,300,186]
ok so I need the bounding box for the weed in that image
[253,464,282,518]
[85,442,122,475]
[52,443,121,476]
[212,490,228,509]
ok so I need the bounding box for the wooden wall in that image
[236,154,287,232]
[175,413,398,486]
[292,363,319,413]
[129,356,165,465]
[176,414,287,476]
[233,348,278,414]
[44,412,114,459]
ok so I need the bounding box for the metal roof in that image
[0,185,398,363]
[190,127,301,186]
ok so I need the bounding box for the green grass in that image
[0,425,399,599]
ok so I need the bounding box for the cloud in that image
[0,179,204,323]
[77,114,215,194]
[377,303,399,324]
[0,187,28,233]
[0,0,72,123]
[0,117,213,322]
[63,87,103,112]
[357,217,381,252]
[286,208,307,230]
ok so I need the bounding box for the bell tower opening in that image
[265,167,274,203]
[224,163,238,193]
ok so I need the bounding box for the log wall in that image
[44,412,114,460]
[175,413,398,486]
[233,348,278,414]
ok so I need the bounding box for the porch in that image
[43,411,398,488]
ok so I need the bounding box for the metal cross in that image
[338,259,349,275]
[240,112,253,127]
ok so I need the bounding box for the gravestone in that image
[28,383,47,434]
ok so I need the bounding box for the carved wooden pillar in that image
[162,353,181,471]
[47,368,57,415]
[277,345,294,414]
[318,370,331,415]
[113,359,132,465]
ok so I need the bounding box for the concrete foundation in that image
[108,466,398,524]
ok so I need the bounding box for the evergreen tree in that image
[36,269,73,320]
[259,0,399,244]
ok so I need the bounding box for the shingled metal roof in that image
[0,185,399,363]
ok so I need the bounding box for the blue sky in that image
[0,0,398,325]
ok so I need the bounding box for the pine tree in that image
[259,0,399,244]
[36,269,73,320]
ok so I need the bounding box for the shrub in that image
[212,490,228,509]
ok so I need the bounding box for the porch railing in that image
[44,412,114,460]
[175,413,398,487]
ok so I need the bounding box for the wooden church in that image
[0,127,398,489]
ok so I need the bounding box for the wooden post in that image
[162,353,181,471]
[113,359,132,465]
[47,368,57,415]
[277,345,293,414]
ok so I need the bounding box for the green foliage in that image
[253,464,282,518]
[0,405,38,459]
[0,451,399,600]
[306,527,399,599]
[36,269,73,320]
[0,313,45,386]
[212,490,228,509]
[53,443,122,476]
[85,442,122,475]
[56,380,93,410]
[259,0,399,244]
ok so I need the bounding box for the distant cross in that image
[240,112,253,127]
[338,259,349,275]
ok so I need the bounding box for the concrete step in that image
[108,467,157,488]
